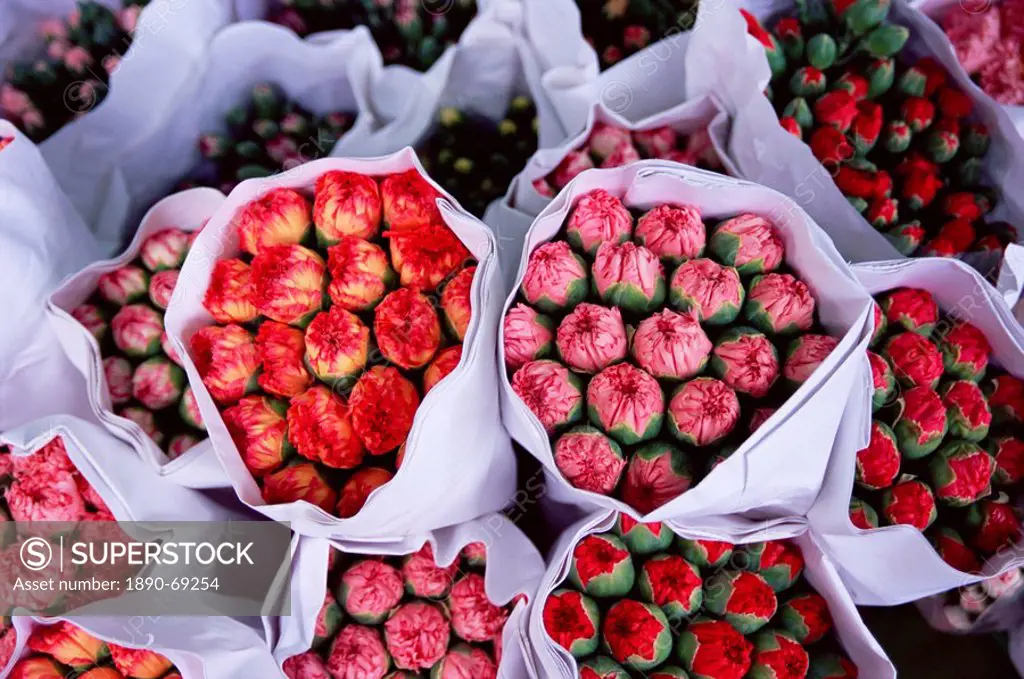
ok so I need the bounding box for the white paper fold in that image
[501,161,873,525]
[166,149,515,539]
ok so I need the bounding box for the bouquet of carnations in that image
[47,190,224,471]
[917,566,1024,633]
[572,0,700,70]
[0,121,101,431]
[501,161,873,527]
[37,21,378,253]
[701,0,1024,294]
[807,257,1024,604]
[528,510,895,678]
[166,150,514,538]
[268,513,544,679]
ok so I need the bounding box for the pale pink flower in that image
[448,574,508,642]
[566,189,633,255]
[6,468,87,521]
[0,84,31,117]
[632,309,712,380]
[587,122,632,159]
[555,303,628,374]
[384,602,451,670]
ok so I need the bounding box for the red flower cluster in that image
[283,541,515,679]
[854,287,1023,570]
[193,170,475,519]
[543,520,857,677]
[505,188,839,514]
[70,227,203,459]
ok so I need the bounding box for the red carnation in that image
[968,500,1021,554]
[834,165,877,199]
[287,386,364,469]
[938,86,973,119]
[921,220,976,257]
[679,618,752,679]
[901,97,935,132]
[814,91,858,132]
[915,57,948,96]
[809,126,852,165]
[349,366,420,454]
[901,170,942,210]
[780,117,802,138]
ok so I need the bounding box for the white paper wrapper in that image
[166,149,515,539]
[807,257,1024,605]
[44,20,381,255]
[0,615,279,679]
[526,510,896,679]
[267,513,545,679]
[45,188,229,487]
[0,122,101,431]
[915,569,1024,635]
[692,0,1024,304]
[501,161,873,524]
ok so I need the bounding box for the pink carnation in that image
[712,329,780,397]
[601,142,642,168]
[550,150,595,189]
[635,204,706,263]
[503,303,554,370]
[510,360,583,434]
[6,468,86,521]
[668,377,740,446]
[944,7,1001,74]
[745,273,816,334]
[588,122,633,159]
[785,334,840,384]
[384,602,451,670]
[711,213,785,274]
[556,303,628,373]
[566,189,633,255]
[592,242,666,312]
[104,357,133,405]
[520,241,588,311]
[587,363,665,444]
[669,258,745,324]
[327,625,389,679]
[402,543,459,598]
[632,309,712,380]
[340,559,404,621]
[12,438,76,477]
[634,126,679,157]
[283,651,332,679]
[553,427,625,495]
[448,573,508,642]
[979,38,1024,105]
[148,270,179,310]
[432,645,498,679]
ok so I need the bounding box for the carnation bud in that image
[885,221,926,255]
[866,196,898,229]
[883,119,913,153]
[790,66,827,97]
[866,58,895,98]
[860,24,909,57]
[961,122,990,157]
[782,97,813,129]
[807,33,837,69]
[901,170,942,211]
[833,71,869,101]
[774,17,805,61]
[849,496,880,529]
[925,129,960,163]
[780,116,802,138]
[930,440,996,507]
[938,86,973,119]
[543,588,600,657]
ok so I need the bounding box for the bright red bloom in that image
[349,366,421,454]
[386,222,472,292]
[834,165,877,199]
[573,533,630,584]
[234,187,311,256]
[809,126,853,165]
[685,619,752,679]
[338,467,394,518]
[543,590,596,654]
[203,258,258,323]
[381,169,443,231]
[262,462,337,513]
[251,244,326,325]
[189,324,260,405]
[921,220,976,257]
[740,9,773,48]
[287,386,364,469]
[314,170,382,242]
[441,266,474,342]
[938,86,973,118]
[255,321,313,398]
[602,600,669,666]
[814,91,858,132]
[786,594,833,644]
[224,395,289,477]
[374,288,441,370]
[423,345,463,395]
[883,480,937,530]
[326,237,392,312]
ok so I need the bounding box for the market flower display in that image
[543,523,857,677]
[70,228,205,458]
[194,168,476,518]
[941,0,1024,105]
[505,188,839,513]
[848,287,1023,571]
[284,540,516,678]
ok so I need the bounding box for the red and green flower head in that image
[675,617,753,679]
[901,96,935,133]
[807,651,858,679]
[374,288,441,370]
[929,440,995,508]
[711,327,780,398]
[588,363,665,445]
[620,442,694,514]
[834,165,877,200]
[578,656,629,679]
[881,479,937,530]
[834,71,870,101]
[337,558,404,623]
[991,436,1024,486]
[783,333,838,386]
[885,220,927,256]
[985,374,1024,426]
[919,219,976,257]
[669,258,745,325]
[503,303,555,370]
[777,592,833,644]
[813,90,858,132]
[961,122,990,157]
[120,406,164,447]
[866,57,895,98]
[790,66,827,98]
[27,621,109,669]
[543,588,600,657]
[942,192,990,222]
[312,591,343,648]
[326,237,394,312]
[809,125,852,165]
[868,351,895,411]
[190,323,261,406]
[423,345,463,395]
[941,380,992,441]
[925,128,960,164]
[256,321,313,399]
[304,305,370,385]
[553,425,626,496]
[566,189,633,256]
[677,538,734,569]
[966,499,1021,554]
[870,301,887,347]
[747,629,809,679]
[132,356,185,411]
[634,204,706,265]
[744,273,816,335]
[402,542,458,598]
[313,170,382,244]
[520,241,589,313]
[569,532,636,597]
[140,228,189,272]
[149,270,179,311]
[72,304,107,343]
[600,599,672,670]
[703,569,777,634]
[556,303,628,375]
[932,526,981,573]
[647,667,690,679]
[251,244,326,326]
[99,265,150,306]
[441,266,474,342]
[667,377,740,447]
[112,304,164,358]
[939,321,991,382]
[380,169,442,231]
[743,10,787,76]
[850,100,883,153]
[204,258,259,324]
[592,242,667,313]
[614,514,673,554]
[884,332,943,389]
[937,86,972,119]
[287,386,364,470]
[709,214,784,275]
[884,119,914,154]
[511,359,584,434]
[234,188,311,256]
[880,287,938,337]
[261,462,337,514]
[349,366,420,455]
[866,197,898,230]
[385,222,471,292]
[856,420,901,490]
[755,540,805,593]
[849,496,879,529]
[225,395,290,477]
[893,386,948,458]
[638,553,703,620]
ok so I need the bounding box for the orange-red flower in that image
[349,366,421,455]
[385,223,472,291]
[203,258,258,323]
[251,244,326,326]
[9,657,64,679]
[108,643,174,678]
[234,187,311,255]
[304,306,370,384]
[314,170,382,243]
[326,237,394,312]
[189,324,260,405]
[374,288,442,370]
[262,462,338,514]
[27,621,107,668]
[79,669,123,679]
[255,321,313,398]
[381,169,442,231]
[423,345,463,394]
[441,266,474,341]
[337,467,394,518]
[287,386,365,469]
[223,395,291,477]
